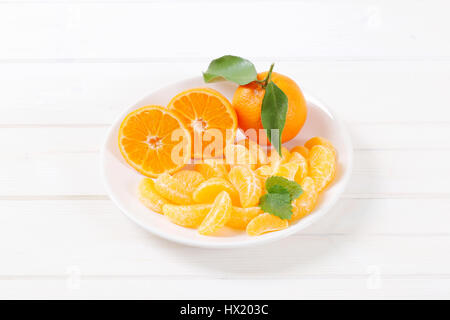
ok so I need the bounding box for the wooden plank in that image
[2,122,449,157]
[1,124,450,195]
[1,61,450,125]
[1,277,449,299]
[0,199,450,277]
[1,2,449,60]
[0,148,448,196]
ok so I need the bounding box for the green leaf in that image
[259,193,293,220]
[266,176,303,200]
[261,81,288,155]
[266,184,289,195]
[203,55,257,85]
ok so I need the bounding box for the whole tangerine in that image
[232,71,307,145]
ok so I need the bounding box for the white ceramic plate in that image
[100,76,353,248]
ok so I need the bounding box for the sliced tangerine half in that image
[168,88,237,159]
[118,106,191,177]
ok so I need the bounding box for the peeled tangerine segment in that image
[290,177,318,222]
[138,178,170,213]
[275,152,307,181]
[154,172,193,205]
[194,158,228,179]
[268,146,291,165]
[246,213,289,236]
[255,164,276,178]
[198,191,232,235]
[290,145,309,159]
[228,165,262,208]
[163,204,212,228]
[236,139,269,166]
[226,207,262,230]
[291,152,308,183]
[193,177,240,206]
[256,146,291,179]
[305,136,336,155]
[309,145,336,192]
[225,144,257,169]
[172,170,205,194]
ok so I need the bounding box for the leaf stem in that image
[263,63,275,88]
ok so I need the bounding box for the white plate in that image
[100,76,353,248]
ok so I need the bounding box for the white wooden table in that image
[1,0,449,299]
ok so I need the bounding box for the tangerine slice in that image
[118,106,191,177]
[228,166,262,208]
[290,177,318,222]
[172,170,205,194]
[138,178,170,213]
[290,145,309,159]
[275,152,304,181]
[194,158,228,179]
[290,152,308,183]
[236,139,269,166]
[154,172,193,205]
[168,88,237,159]
[258,146,291,179]
[198,191,232,235]
[305,136,336,155]
[193,177,240,206]
[225,144,257,169]
[163,204,212,228]
[268,146,291,164]
[226,206,262,230]
[246,213,288,236]
[309,145,336,192]
[255,164,276,178]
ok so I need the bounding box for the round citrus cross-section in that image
[168,88,237,159]
[118,106,191,177]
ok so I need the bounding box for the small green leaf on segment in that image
[203,55,257,85]
[259,193,293,220]
[265,176,303,201]
[261,81,288,155]
[266,184,289,195]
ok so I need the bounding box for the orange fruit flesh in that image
[194,158,229,180]
[154,172,193,205]
[236,139,269,166]
[290,145,309,159]
[172,170,205,194]
[290,152,308,184]
[198,191,232,235]
[225,144,257,169]
[228,165,262,208]
[305,136,336,155]
[138,178,170,213]
[119,106,191,177]
[193,177,240,206]
[227,207,262,230]
[168,88,237,159]
[246,212,289,236]
[163,204,212,228]
[290,177,318,222]
[309,145,336,192]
